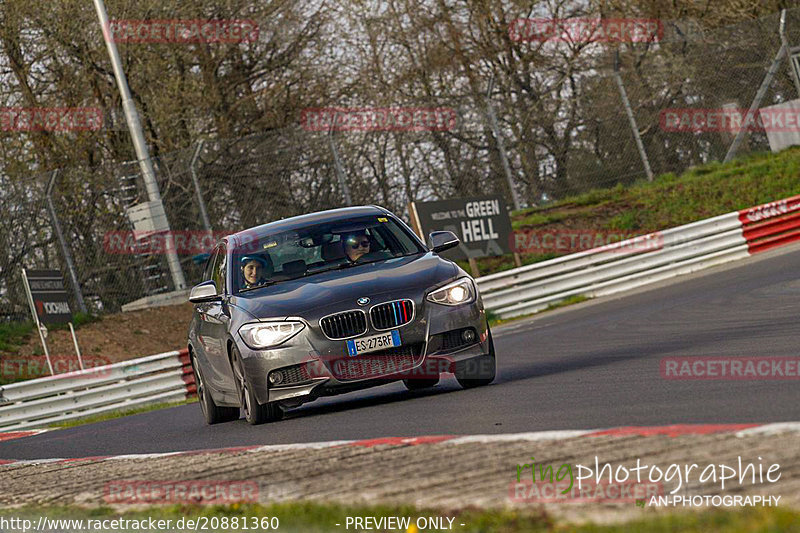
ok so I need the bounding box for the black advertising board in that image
[24,269,72,324]
[411,195,513,261]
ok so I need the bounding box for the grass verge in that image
[48,398,197,429]
[49,312,101,330]
[472,147,800,277]
[0,321,34,353]
[487,295,591,328]
[0,313,106,385]
[2,503,797,532]
[0,313,100,356]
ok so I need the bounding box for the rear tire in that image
[455,325,496,389]
[403,377,439,391]
[192,351,239,425]
[231,346,283,425]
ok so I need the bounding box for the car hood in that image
[231,253,457,319]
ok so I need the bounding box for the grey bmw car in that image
[187,205,496,425]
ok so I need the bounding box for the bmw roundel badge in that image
[357,297,370,306]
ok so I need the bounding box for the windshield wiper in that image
[299,254,408,280]
[306,259,378,276]
[238,281,278,293]
[306,262,356,276]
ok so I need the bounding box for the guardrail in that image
[0,349,195,431]
[477,194,800,319]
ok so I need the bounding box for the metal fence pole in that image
[21,269,54,375]
[486,75,522,211]
[45,170,88,314]
[613,51,654,182]
[93,0,186,290]
[779,9,800,98]
[328,113,352,205]
[189,141,212,232]
[725,11,788,162]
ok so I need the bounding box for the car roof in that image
[227,205,391,247]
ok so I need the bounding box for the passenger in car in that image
[240,254,273,288]
[343,232,372,262]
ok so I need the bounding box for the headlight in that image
[427,277,476,306]
[238,321,305,349]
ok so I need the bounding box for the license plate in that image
[346,330,401,356]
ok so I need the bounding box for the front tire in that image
[455,325,496,389]
[231,346,283,425]
[192,351,239,425]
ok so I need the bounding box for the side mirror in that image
[189,280,221,303]
[429,231,459,253]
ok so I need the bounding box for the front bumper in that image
[238,293,490,405]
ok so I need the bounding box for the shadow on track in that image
[282,381,461,420]
[491,314,798,385]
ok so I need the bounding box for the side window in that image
[211,244,227,295]
[203,248,218,281]
[369,228,388,252]
[386,218,420,253]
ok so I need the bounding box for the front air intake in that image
[370,299,414,330]
[319,310,367,339]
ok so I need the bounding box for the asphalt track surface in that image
[2,246,799,459]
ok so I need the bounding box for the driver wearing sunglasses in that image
[343,232,371,262]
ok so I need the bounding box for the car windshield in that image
[232,214,425,293]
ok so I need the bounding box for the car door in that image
[193,246,218,368]
[197,243,236,394]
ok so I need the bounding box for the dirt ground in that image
[4,303,193,367]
